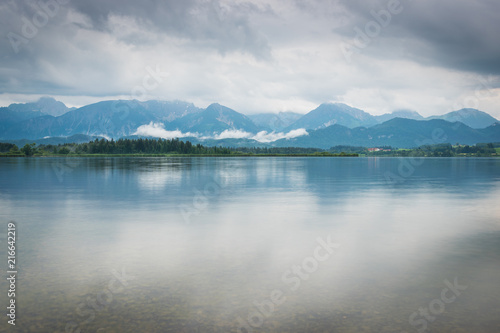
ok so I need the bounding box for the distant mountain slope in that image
[0,100,205,140]
[1,98,500,147]
[248,112,302,131]
[140,100,201,122]
[427,108,498,129]
[2,115,60,140]
[0,107,46,133]
[55,100,158,138]
[271,118,500,149]
[286,103,378,130]
[366,118,489,146]
[8,97,73,117]
[1,134,102,147]
[375,110,424,123]
[478,122,500,136]
[167,103,260,134]
[1,100,156,139]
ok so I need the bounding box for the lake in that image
[0,157,499,332]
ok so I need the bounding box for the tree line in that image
[1,139,497,157]
[0,138,232,156]
[332,143,499,157]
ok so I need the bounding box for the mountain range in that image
[1,97,499,148]
[248,111,302,131]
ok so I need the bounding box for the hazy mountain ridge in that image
[1,100,201,139]
[427,108,499,129]
[248,111,302,131]
[166,103,260,134]
[285,103,379,131]
[8,97,74,117]
[375,110,425,123]
[1,98,499,148]
[253,118,500,149]
[140,100,202,122]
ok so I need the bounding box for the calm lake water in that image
[0,157,499,332]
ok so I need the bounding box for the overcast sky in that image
[1,0,500,117]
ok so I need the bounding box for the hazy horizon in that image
[2,96,497,119]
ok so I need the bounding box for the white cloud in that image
[3,1,500,119]
[208,128,308,142]
[252,128,309,142]
[212,129,252,140]
[133,122,198,139]
[134,124,308,143]
[96,134,112,141]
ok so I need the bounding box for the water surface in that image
[0,157,499,332]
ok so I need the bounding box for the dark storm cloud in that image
[1,0,271,58]
[0,0,273,96]
[337,0,500,75]
[1,0,499,115]
[67,0,272,59]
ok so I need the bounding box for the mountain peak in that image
[206,102,223,109]
[286,102,377,130]
[8,97,70,117]
[428,108,498,129]
[204,103,238,115]
[456,108,480,112]
[376,109,424,123]
[392,109,423,117]
[37,96,57,103]
[168,102,259,134]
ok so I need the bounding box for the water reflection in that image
[0,157,499,332]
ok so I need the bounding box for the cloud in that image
[2,0,500,119]
[252,128,309,143]
[135,125,308,143]
[209,128,309,142]
[133,122,198,139]
[336,0,500,74]
[212,129,252,140]
[66,0,273,59]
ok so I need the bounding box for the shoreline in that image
[0,153,359,158]
[2,154,500,158]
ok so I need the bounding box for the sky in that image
[1,0,500,117]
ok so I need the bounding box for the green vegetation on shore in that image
[346,143,500,157]
[0,139,357,157]
[1,139,499,158]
